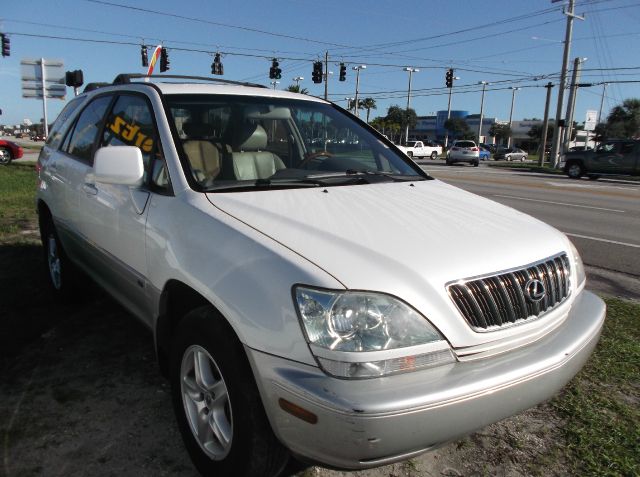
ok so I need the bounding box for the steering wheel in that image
[298,150,334,169]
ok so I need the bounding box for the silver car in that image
[495,147,528,161]
[36,74,605,477]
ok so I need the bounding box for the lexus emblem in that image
[524,279,546,303]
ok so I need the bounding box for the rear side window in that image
[64,96,112,163]
[46,97,84,149]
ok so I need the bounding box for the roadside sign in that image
[584,110,597,131]
[20,58,66,136]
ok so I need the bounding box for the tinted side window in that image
[46,97,84,149]
[620,142,634,155]
[64,96,112,162]
[102,95,170,192]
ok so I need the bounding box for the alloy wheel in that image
[180,345,233,460]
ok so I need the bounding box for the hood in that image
[207,179,568,289]
[206,180,570,347]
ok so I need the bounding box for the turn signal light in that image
[278,398,318,424]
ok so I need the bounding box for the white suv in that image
[36,74,605,477]
[446,139,480,166]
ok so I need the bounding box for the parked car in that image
[494,147,528,161]
[479,145,491,160]
[36,74,605,477]
[30,133,46,141]
[563,139,639,179]
[568,145,593,152]
[0,139,24,165]
[446,140,480,166]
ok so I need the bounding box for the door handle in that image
[83,183,98,195]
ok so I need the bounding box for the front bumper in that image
[246,290,605,470]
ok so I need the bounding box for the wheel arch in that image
[156,279,234,377]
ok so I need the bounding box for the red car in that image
[0,139,24,165]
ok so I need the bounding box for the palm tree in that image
[286,84,309,95]
[359,98,377,123]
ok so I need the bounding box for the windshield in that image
[165,94,427,191]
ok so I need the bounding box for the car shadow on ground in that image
[0,241,314,477]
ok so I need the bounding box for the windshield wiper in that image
[343,169,427,182]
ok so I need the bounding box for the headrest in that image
[238,123,268,151]
[183,122,213,139]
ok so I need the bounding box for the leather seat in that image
[182,122,221,184]
[231,124,285,180]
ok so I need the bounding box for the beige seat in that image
[231,124,285,180]
[182,122,221,184]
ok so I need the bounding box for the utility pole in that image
[352,65,366,118]
[597,82,608,125]
[477,81,489,144]
[564,57,586,151]
[403,67,419,145]
[444,71,459,149]
[323,51,329,101]
[507,87,520,148]
[550,0,584,168]
[539,82,554,166]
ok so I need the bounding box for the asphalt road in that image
[421,161,640,299]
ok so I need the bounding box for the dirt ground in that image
[1,238,571,477]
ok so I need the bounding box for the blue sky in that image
[1,0,639,127]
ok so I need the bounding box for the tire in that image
[407,151,413,158]
[565,162,584,179]
[588,174,600,181]
[39,214,82,302]
[430,151,438,160]
[0,147,12,165]
[472,161,479,167]
[170,307,289,477]
[446,159,452,166]
[520,156,526,162]
[506,155,512,162]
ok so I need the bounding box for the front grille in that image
[447,253,571,331]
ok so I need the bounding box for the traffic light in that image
[312,61,323,84]
[211,53,224,75]
[160,47,170,72]
[141,45,148,67]
[1,34,10,58]
[445,68,453,88]
[65,70,84,88]
[268,58,281,80]
[339,62,346,82]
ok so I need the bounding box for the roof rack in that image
[112,74,267,89]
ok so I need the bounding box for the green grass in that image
[0,163,39,239]
[552,297,640,476]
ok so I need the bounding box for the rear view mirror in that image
[93,146,144,186]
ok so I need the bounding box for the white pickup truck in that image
[396,140,442,159]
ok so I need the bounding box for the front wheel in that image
[0,147,12,165]
[170,307,288,477]
[506,155,512,161]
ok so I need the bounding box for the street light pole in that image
[352,65,366,118]
[403,67,419,145]
[270,80,279,90]
[507,87,520,148]
[293,76,304,87]
[477,81,489,145]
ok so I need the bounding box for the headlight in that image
[294,286,454,378]
[568,241,586,288]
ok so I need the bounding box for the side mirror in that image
[93,146,144,186]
